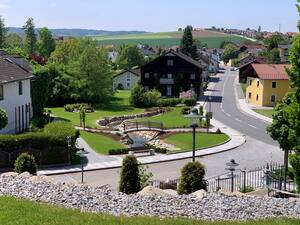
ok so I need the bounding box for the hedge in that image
[108,148,130,155]
[157,98,182,107]
[0,122,79,153]
[181,98,196,107]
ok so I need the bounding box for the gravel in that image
[0,172,300,221]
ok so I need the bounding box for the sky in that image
[0,0,298,32]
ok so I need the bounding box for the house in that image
[198,48,219,74]
[113,68,140,90]
[108,51,118,63]
[137,44,158,57]
[278,44,291,63]
[245,64,291,107]
[238,57,267,83]
[0,55,34,134]
[140,49,207,97]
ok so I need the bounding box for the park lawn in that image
[253,109,274,118]
[0,196,299,225]
[48,91,144,128]
[164,132,230,151]
[80,131,125,155]
[135,107,194,128]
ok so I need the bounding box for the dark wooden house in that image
[140,50,207,97]
[238,57,267,83]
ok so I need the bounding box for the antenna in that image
[278,24,281,33]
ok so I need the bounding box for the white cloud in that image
[0,3,10,9]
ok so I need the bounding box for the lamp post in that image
[66,136,72,165]
[185,108,204,162]
[226,159,239,192]
[76,148,87,184]
[208,96,213,113]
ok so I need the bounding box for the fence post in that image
[231,171,234,192]
[216,176,220,192]
[243,169,246,191]
[265,164,271,197]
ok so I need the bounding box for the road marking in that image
[221,108,225,113]
[235,118,242,122]
[225,113,231,117]
[248,124,257,129]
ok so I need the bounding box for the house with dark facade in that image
[140,50,207,97]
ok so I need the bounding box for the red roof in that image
[251,64,290,80]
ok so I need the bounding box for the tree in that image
[38,27,56,58]
[139,165,153,189]
[220,40,234,49]
[258,25,262,33]
[14,153,37,175]
[23,18,37,54]
[129,84,145,108]
[178,28,182,31]
[119,155,141,194]
[267,48,281,64]
[116,45,145,69]
[221,44,239,64]
[0,108,8,130]
[5,33,24,49]
[180,25,198,59]
[0,16,7,48]
[178,161,206,195]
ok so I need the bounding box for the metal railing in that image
[123,121,164,131]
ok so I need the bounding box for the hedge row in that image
[108,148,130,155]
[0,122,79,153]
[64,103,94,112]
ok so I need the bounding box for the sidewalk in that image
[233,76,273,124]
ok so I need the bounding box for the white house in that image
[113,69,140,90]
[0,56,34,134]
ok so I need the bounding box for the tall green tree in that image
[267,48,281,64]
[23,18,37,54]
[0,16,7,48]
[180,25,198,59]
[5,33,23,49]
[38,27,56,58]
[116,45,145,69]
[221,44,239,64]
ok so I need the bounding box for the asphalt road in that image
[53,68,283,189]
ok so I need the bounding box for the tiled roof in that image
[0,56,34,84]
[113,68,140,78]
[251,64,290,80]
[166,50,207,69]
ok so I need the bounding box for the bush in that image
[14,153,37,175]
[290,153,300,192]
[142,90,161,108]
[130,84,146,108]
[30,117,48,130]
[215,128,222,134]
[181,107,191,115]
[64,103,93,113]
[181,98,196,107]
[0,107,8,130]
[108,148,130,155]
[117,83,124,90]
[119,155,141,194]
[157,98,182,107]
[239,186,255,193]
[177,161,206,195]
[139,165,153,189]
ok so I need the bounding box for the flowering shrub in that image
[179,90,196,99]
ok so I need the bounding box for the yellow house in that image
[245,64,291,107]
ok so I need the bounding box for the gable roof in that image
[113,68,140,78]
[238,57,266,69]
[0,56,34,84]
[251,64,290,80]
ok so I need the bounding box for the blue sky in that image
[0,0,298,32]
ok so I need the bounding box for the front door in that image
[167,86,172,97]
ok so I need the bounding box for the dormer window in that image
[19,81,23,95]
[145,73,150,79]
[167,59,173,66]
[0,85,3,100]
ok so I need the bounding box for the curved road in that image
[53,68,283,189]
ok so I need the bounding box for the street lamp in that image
[208,96,213,113]
[226,159,239,192]
[66,136,72,164]
[185,108,204,162]
[76,148,88,184]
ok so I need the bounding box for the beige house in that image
[278,44,291,63]
[113,69,140,90]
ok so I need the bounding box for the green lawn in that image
[241,83,248,98]
[135,107,196,128]
[164,132,230,150]
[80,131,125,154]
[0,196,299,225]
[48,91,144,128]
[253,109,274,118]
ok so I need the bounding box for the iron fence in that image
[123,121,164,131]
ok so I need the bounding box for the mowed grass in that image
[48,91,144,128]
[0,196,299,225]
[135,107,194,128]
[253,109,274,118]
[164,132,230,150]
[80,131,125,155]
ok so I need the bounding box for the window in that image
[167,59,173,66]
[167,86,172,96]
[0,85,3,100]
[190,73,196,80]
[249,80,252,86]
[19,81,23,95]
[167,74,172,79]
[256,94,259,101]
[127,83,130,87]
[145,73,150,79]
[144,86,149,91]
[127,78,130,81]
[272,81,277,88]
[248,92,252,99]
[271,95,276,103]
[257,81,259,87]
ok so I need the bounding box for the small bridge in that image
[122,121,165,134]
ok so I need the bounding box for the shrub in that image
[119,155,141,194]
[130,84,145,108]
[181,98,196,107]
[64,103,93,113]
[108,148,130,155]
[0,108,8,130]
[117,83,124,90]
[14,153,37,175]
[30,117,48,130]
[139,165,153,189]
[290,153,300,192]
[177,161,206,195]
[181,107,191,115]
[215,128,222,134]
[239,186,255,193]
[179,90,196,99]
[143,89,161,108]
[157,98,182,107]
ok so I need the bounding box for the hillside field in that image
[92,30,248,48]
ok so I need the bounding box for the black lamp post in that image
[226,159,239,192]
[76,148,87,184]
[208,96,213,113]
[66,136,72,164]
[185,108,204,162]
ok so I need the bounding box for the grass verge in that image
[253,109,274,118]
[0,196,299,225]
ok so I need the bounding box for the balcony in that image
[160,78,174,85]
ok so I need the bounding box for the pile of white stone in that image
[148,139,180,151]
[0,172,300,221]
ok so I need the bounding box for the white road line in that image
[225,113,231,117]
[221,108,225,113]
[248,124,257,129]
[235,118,242,122]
